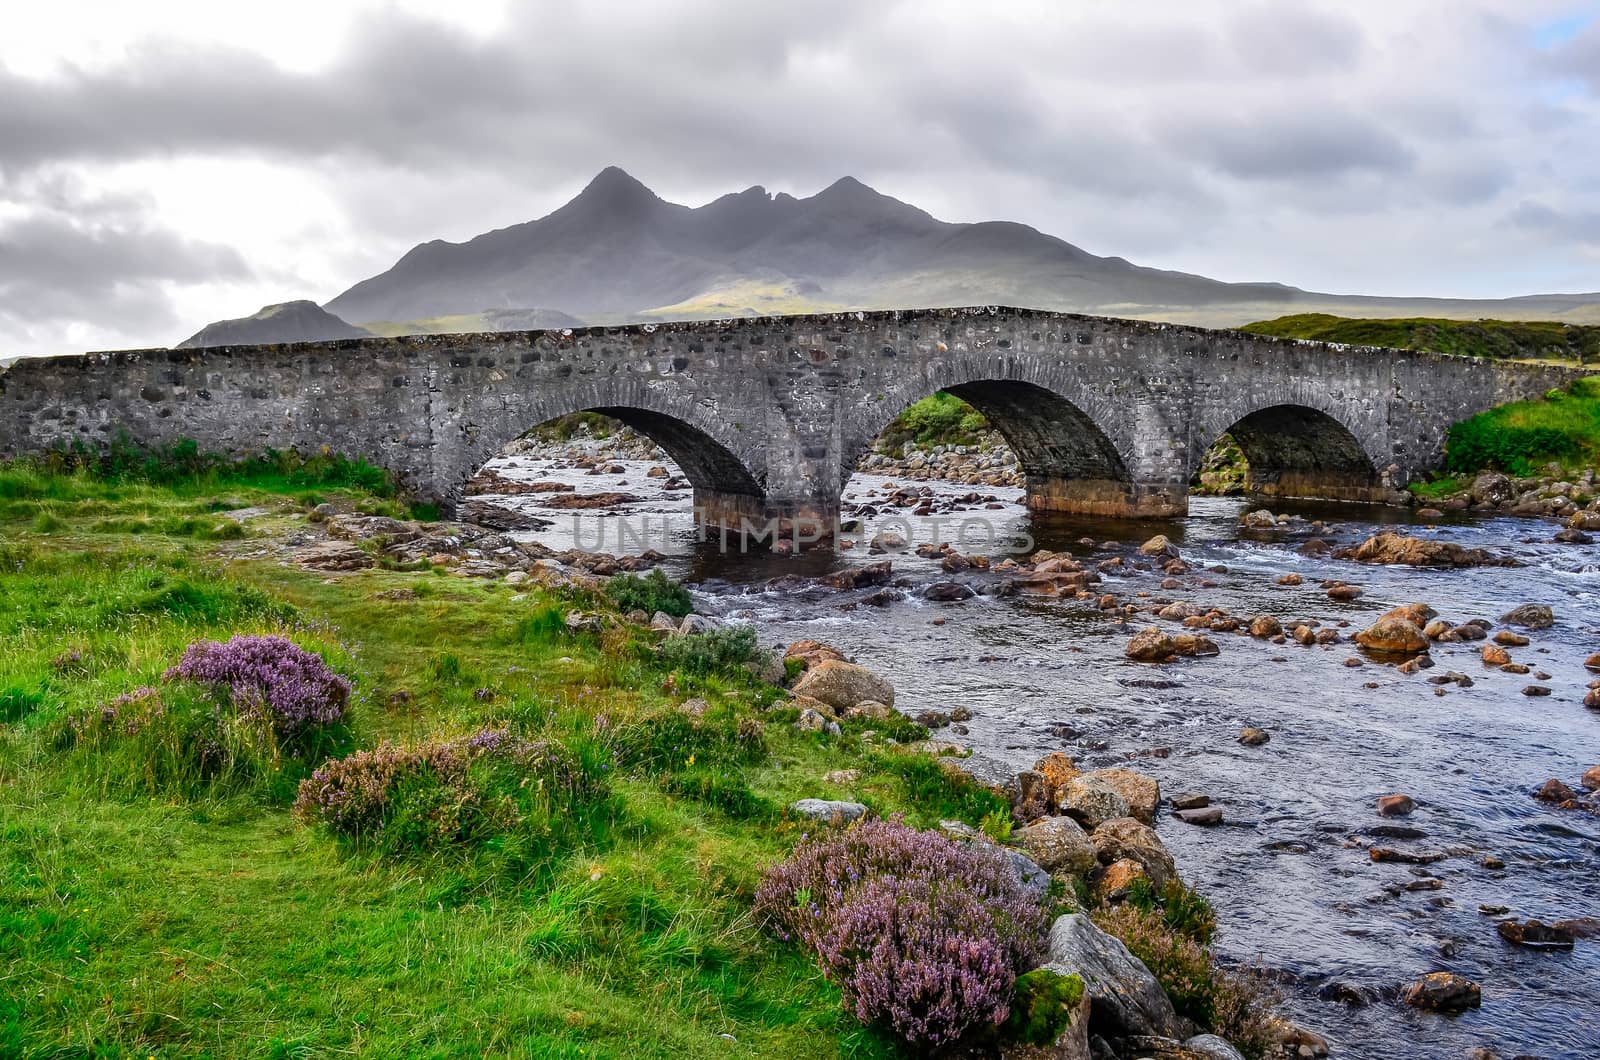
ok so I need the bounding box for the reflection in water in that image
[478,453,1600,1060]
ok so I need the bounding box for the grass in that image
[1241,313,1600,364]
[0,456,1009,1058]
[1440,376,1600,476]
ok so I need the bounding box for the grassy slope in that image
[0,470,1002,1059]
[1239,313,1600,364]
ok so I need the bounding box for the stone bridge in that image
[0,306,1582,528]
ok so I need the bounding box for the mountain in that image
[320,167,1600,329]
[178,301,373,349]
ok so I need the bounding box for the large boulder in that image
[1090,817,1178,891]
[1085,768,1160,825]
[1012,816,1098,877]
[1040,914,1183,1039]
[787,799,867,827]
[1500,603,1554,630]
[790,659,894,710]
[1139,535,1179,560]
[1337,532,1504,568]
[1470,470,1515,506]
[1125,627,1178,663]
[1402,971,1481,1012]
[1058,776,1133,829]
[1354,617,1430,655]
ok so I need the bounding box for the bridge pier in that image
[1026,476,1189,519]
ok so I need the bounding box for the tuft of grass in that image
[607,569,693,619]
[1443,375,1600,476]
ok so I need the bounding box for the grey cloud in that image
[1224,4,1365,75]
[1509,199,1600,244]
[1166,105,1415,180]
[0,179,250,340]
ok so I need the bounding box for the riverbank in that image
[0,459,1315,1058]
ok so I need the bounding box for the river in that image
[479,447,1600,1060]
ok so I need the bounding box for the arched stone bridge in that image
[0,306,1582,527]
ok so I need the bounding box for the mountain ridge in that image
[183,168,1600,346]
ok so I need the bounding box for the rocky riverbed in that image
[271,437,1600,1059]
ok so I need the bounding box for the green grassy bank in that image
[0,460,1021,1059]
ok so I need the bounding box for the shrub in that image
[755,818,1048,1049]
[292,728,610,858]
[165,634,351,737]
[654,625,757,675]
[606,569,692,619]
[1094,903,1214,1026]
[55,682,342,802]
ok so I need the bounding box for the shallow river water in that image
[481,451,1600,1060]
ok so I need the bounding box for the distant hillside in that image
[1241,313,1600,364]
[178,301,373,349]
[360,307,586,338]
[180,168,1600,344]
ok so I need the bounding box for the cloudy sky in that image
[2,0,1598,358]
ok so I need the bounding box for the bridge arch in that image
[449,381,768,527]
[843,370,1181,518]
[1193,400,1386,505]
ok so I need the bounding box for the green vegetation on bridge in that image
[1240,313,1600,365]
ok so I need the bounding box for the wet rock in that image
[791,659,895,710]
[1521,684,1551,697]
[788,799,867,826]
[923,580,977,602]
[1040,913,1182,1038]
[1175,806,1224,826]
[1091,817,1177,891]
[1500,603,1554,629]
[1125,627,1178,663]
[818,560,894,590]
[1338,531,1505,568]
[1171,633,1220,657]
[1085,767,1160,825]
[1171,793,1210,811]
[1402,971,1481,1012]
[1497,918,1575,949]
[1275,573,1303,586]
[1238,726,1270,746]
[1012,815,1098,876]
[784,639,846,671]
[1354,617,1430,655]
[1534,778,1576,802]
[1035,752,1082,801]
[915,709,951,729]
[1492,630,1530,647]
[1481,645,1512,666]
[1581,765,1600,791]
[1586,653,1600,672]
[1376,794,1416,817]
[1139,534,1179,560]
[1058,776,1133,829]
[1240,508,1278,529]
[1370,847,1445,864]
[1249,615,1283,638]
[1327,583,1364,601]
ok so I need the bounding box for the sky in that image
[1,0,1598,359]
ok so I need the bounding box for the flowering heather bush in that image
[754,818,1048,1049]
[165,634,350,735]
[293,728,610,857]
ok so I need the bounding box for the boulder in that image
[1338,532,1504,568]
[1582,764,1600,791]
[845,699,897,722]
[1175,806,1224,826]
[1376,794,1416,817]
[791,659,895,710]
[1248,615,1282,638]
[1139,535,1179,560]
[1470,471,1515,506]
[1354,617,1430,655]
[1085,768,1160,825]
[783,639,846,670]
[1172,633,1220,657]
[1012,816,1098,877]
[788,799,866,826]
[1125,627,1178,663]
[1403,971,1481,1012]
[1091,817,1178,891]
[1238,726,1270,746]
[1058,776,1133,829]
[1493,630,1530,647]
[1039,914,1183,1039]
[1481,645,1511,666]
[1535,778,1577,802]
[1500,603,1554,630]
[1497,918,1576,949]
